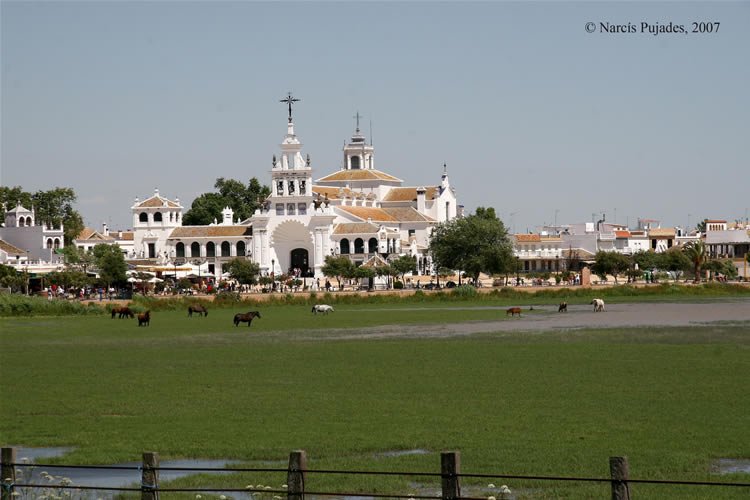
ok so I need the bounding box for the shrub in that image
[452,285,478,299]
[393,281,404,289]
[0,294,106,317]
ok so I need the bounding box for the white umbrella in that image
[148,277,163,283]
[127,277,139,283]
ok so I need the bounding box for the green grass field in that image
[2,302,749,499]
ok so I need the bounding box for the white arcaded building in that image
[126,107,460,279]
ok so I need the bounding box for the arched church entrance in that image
[290,248,311,277]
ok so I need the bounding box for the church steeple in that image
[270,94,312,206]
[343,111,374,170]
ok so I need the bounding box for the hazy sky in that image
[2,1,748,233]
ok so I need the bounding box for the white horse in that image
[591,298,605,312]
[311,304,334,315]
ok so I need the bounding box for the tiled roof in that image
[382,186,439,202]
[316,169,402,183]
[116,231,135,241]
[169,226,253,238]
[333,223,380,235]
[75,227,114,241]
[615,231,631,238]
[361,254,389,268]
[134,195,181,208]
[515,234,542,243]
[5,204,31,214]
[312,186,354,200]
[337,206,434,223]
[0,239,27,255]
[705,219,727,223]
[649,228,675,238]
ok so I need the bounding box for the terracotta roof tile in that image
[615,230,631,238]
[75,227,114,241]
[312,186,355,200]
[316,169,402,183]
[135,195,181,208]
[333,223,380,235]
[117,232,134,241]
[0,239,27,255]
[382,186,439,202]
[649,228,675,238]
[515,234,542,242]
[337,206,398,222]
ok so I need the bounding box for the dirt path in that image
[299,300,750,340]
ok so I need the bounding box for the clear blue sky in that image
[2,1,748,233]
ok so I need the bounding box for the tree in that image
[0,264,25,293]
[696,219,707,233]
[183,178,271,225]
[44,270,91,291]
[92,244,127,290]
[591,251,630,284]
[656,247,691,282]
[225,258,261,285]
[321,255,355,290]
[428,206,514,284]
[682,240,707,283]
[390,255,417,284]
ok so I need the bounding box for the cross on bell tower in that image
[280,92,300,123]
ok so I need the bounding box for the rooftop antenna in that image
[369,118,373,146]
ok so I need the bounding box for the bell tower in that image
[266,93,314,218]
[342,111,374,170]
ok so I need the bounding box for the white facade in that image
[0,204,65,264]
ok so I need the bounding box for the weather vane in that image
[280,92,300,123]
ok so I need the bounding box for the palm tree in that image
[682,240,707,283]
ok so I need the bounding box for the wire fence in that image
[2,448,749,500]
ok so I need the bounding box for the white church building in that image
[129,100,460,280]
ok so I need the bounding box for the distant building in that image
[0,203,65,266]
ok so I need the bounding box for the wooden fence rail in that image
[9,445,750,500]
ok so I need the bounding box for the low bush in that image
[0,294,106,317]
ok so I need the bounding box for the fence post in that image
[141,451,159,500]
[287,450,307,500]
[1,448,17,500]
[610,456,631,500]
[441,451,461,500]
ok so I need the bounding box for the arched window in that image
[351,156,361,169]
[53,238,61,249]
[191,242,201,258]
[340,239,350,255]
[368,238,378,253]
[206,242,216,257]
[221,241,231,257]
[236,241,246,257]
[354,238,365,254]
[176,242,185,258]
[47,238,53,249]
[19,217,25,227]
[26,217,33,226]
[154,212,163,222]
[139,212,148,222]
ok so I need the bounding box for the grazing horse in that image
[311,304,334,315]
[558,301,568,313]
[188,304,208,317]
[233,311,261,327]
[591,298,605,312]
[111,306,134,319]
[506,307,522,317]
[137,310,151,326]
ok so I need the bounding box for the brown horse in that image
[111,306,134,319]
[188,304,208,317]
[506,307,522,317]
[137,310,151,327]
[558,302,568,313]
[233,311,261,327]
